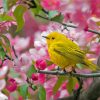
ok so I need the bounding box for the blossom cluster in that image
[0,0,100,99]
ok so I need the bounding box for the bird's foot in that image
[63,66,75,73]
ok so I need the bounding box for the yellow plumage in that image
[44,32,97,71]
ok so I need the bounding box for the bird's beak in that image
[42,36,49,39]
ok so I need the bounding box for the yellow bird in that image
[43,32,97,71]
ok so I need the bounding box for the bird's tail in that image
[83,59,97,71]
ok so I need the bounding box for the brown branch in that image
[72,70,83,100]
[58,78,100,100]
[37,70,100,78]
[36,15,100,35]
[12,46,18,58]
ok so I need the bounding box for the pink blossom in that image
[47,64,56,70]
[6,78,17,92]
[0,92,8,100]
[0,66,8,79]
[0,0,2,6]
[14,37,30,52]
[71,10,90,30]
[44,77,57,100]
[13,53,32,73]
[91,43,100,56]
[18,96,24,100]
[31,74,38,81]
[24,11,39,36]
[19,53,31,66]
[85,32,94,42]
[0,79,6,91]
[35,59,47,70]
[41,0,61,10]
[88,19,99,30]
[38,74,45,84]
[29,47,47,61]
[90,0,100,18]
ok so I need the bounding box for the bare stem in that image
[73,70,83,100]
[37,70,100,78]
[12,46,18,58]
[36,15,100,35]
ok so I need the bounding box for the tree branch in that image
[37,70,100,78]
[58,78,100,100]
[73,70,83,100]
[36,15,100,35]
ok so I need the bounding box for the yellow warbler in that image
[43,32,97,71]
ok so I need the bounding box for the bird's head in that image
[42,32,67,47]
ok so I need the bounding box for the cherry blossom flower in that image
[6,78,17,92]
[0,66,8,79]
[31,74,38,81]
[0,80,6,91]
[35,59,47,70]
[90,0,100,18]
[0,92,8,100]
[41,0,61,10]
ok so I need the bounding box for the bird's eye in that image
[51,37,55,40]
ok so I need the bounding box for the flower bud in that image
[35,59,47,70]
[31,74,38,81]
[6,78,17,92]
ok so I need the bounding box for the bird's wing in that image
[53,42,85,63]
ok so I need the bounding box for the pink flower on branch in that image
[90,0,100,18]
[35,59,47,70]
[41,0,61,10]
[6,78,17,92]
[0,66,8,80]
[31,74,38,81]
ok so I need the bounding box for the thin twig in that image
[35,15,49,20]
[12,46,18,58]
[42,9,48,14]
[5,55,13,61]
[74,79,83,100]
[37,70,100,78]
[0,59,6,68]
[0,7,3,9]
[36,15,100,35]
[73,70,83,100]
[58,78,100,100]
[26,77,33,89]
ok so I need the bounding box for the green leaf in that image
[13,5,27,33]
[0,14,14,22]
[27,65,37,78]
[67,77,78,94]
[1,35,12,58]
[8,0,18,9]
[32,85,37,91]
[3,0,8,12]
[0,46,6,60]
[53,76,67,94]
[31,6,42,15]
[51,14,64,23]
[38,85,46,100]
[1,35,10,46]
[19,84,28,99]
[0,51,6,60]
[31,0,42,15]
[48,11,58,19]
